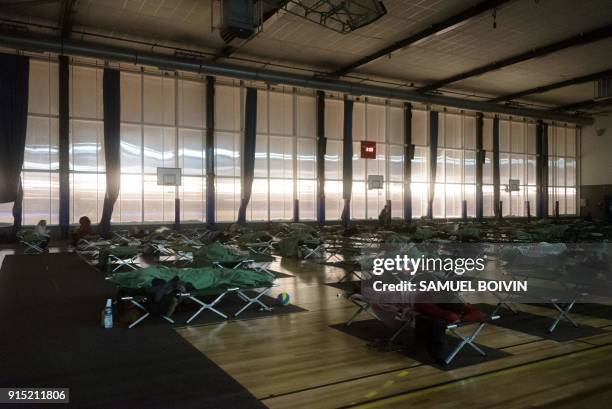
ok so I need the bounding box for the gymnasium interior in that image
[1,0,612,408]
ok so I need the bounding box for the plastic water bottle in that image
[102,299,113,329]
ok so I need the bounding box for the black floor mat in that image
[325,281,361,292]
[330,319,510,371]
[477,303,608,342]
[0,253,265,409]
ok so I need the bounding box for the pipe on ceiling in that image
[0,29,594,125]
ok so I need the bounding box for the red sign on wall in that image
[360,141,376,159]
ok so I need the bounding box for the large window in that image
[296,94,317,220]
[69,64,105,224]
[215,82,241,222]
[498,118,537,217]
[249,88,294,221]
[1,58,61,225]
[2,56,580,226]
[19,59,60,226]
[431,112,476,219]
[324,97,344,221]
[119,70,207,224]
[548,125,577,216]
[69,67,208,225]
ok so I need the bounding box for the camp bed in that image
[173,232,203,247]
[481,276,587,334]
[110,229,132,243]
[443,314,500,365]
[148,241,178,262]
[495,261,593,333]
[233,284,275,316]
[181,289,231,322]
[17,230,46,254]
[299,239,324,259]
[180,271,277,323]
[75,235,104,253]
[120,294,175,329]
[241,240,276,256]
[345,293,499,365]
[346,293,381,325]
[103,246,141,274]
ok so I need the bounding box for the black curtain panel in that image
[12,182,23,232]
[316,91,326,226]
[99,69,121,236]
[493,117,501,218]
[403,103,412,221]
[0,53,29,229]
[541,122,549,217]
[428,111,439,218]
[59,56,70,238]
[475,112,484,220]
[341,99,353,226]
[205,76,215,225]
[237,87,257,224]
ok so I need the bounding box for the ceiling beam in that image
[418,24,612,93]
[555,97,612,113]
[59,0,75,39]
[332,0,512,78]
[489,68,612,103]
[3,0,61,8]
[0,28,593,125]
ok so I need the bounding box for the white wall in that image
[581,113,612,186]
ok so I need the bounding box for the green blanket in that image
[236,230,273,245]
[110,265,274,290]
[192,242,246,267]
[278,231,320,258]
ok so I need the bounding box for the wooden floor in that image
[177,257,612,409]
[3,243,610,408]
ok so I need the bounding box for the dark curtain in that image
[541,123,549,218]
[205,76,215,225]
[475,112,484,220]
[59,56,70,238]
[12,182,23,232]
[492,117,501,218]
[316,91,326,226]
[99,69,121,237]
[427,111,438,218]
[237,87,257,224]
[0,53,29,230]
[341,99,353,226]
[403,103,412,221]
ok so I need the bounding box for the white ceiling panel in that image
[0,0,611,108]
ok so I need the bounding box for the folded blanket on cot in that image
[110,265,274,290]
[278,231,321,258]
[235,230,274,246]
[192,242,246,267]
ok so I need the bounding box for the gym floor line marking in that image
[337,341,612,409]
[260,338,544,401]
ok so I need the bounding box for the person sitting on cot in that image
[378,202,391,226]
[34,219,51,250]
[413,300,486,365]
[72,216,93,246]
[368,285,485,365]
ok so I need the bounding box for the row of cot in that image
[327,236,612,365]
[73,225,325,328]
